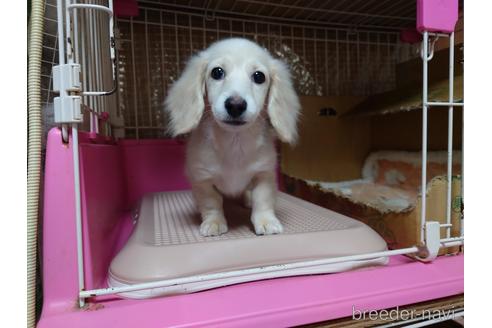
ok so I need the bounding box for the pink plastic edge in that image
[416,0,459,33]
[38,128,463,327]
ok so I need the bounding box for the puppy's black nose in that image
[225,97,247,118]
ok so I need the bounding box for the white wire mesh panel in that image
[115,5,416,139]
[42,1,418,139]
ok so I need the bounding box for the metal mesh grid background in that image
[115,4,417,139]
[137,0,418,31]
[41,1,420,140]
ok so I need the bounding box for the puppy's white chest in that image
[212,143,251,195]
[213,167,253,196]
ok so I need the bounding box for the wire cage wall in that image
[41,0,420,140]
[115,2,418,138]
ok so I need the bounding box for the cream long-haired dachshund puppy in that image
[165,38,300,236]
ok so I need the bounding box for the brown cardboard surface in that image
[284,174,462,254]
[281,96,367,182]
[371,108,463,151]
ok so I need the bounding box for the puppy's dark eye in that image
[211,67,225,80]
[252,71,266,84]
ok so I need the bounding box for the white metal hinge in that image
[53,63,81,92]
[54,96,83,123]
[53,63,83,124]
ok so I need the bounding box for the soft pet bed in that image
[109,191,388,298]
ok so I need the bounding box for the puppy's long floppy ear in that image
[267,59,301,145]
[165,54,207,136]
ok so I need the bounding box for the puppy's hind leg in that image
[250,172,283,235]
[192,181,228,236]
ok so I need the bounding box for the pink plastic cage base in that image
[38,128,463,327]
[417,0,459,33]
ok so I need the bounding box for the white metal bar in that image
[160,11,167,92]
[421,31,429,243]
[96,7,104,115]
[56,0,65,64]
[129,17,139,139]
[81,247,420,298]
[144,9,152,128]
[80,7,94,133]
[428,32,452,38]
[440,237,464,243]
[426,102,463,107]
[302,26,306,69]
[88,9,99,133]
[56,0,69,140]
[98,6,107,116]
[79,237,464,300]
[446,33,455,239]
[71,124,85,308]
[174,13,180,74]
[67,3,113,17]
[64,0,73,60]
[108,0,115,79]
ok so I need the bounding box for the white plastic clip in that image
[416,221,441,262]
[53,63,81,92]
[54,96,83,123]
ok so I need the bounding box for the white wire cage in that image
[46,0,463,309]
[42,0,420,139]
[115,1,418,138]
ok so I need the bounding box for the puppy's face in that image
[205,49,271,131]
[165,38,300,144]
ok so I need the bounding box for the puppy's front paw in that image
[253,215,283,235]
[200,218,228,237]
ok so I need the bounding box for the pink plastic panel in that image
[79,142,127,290]
[40,129,463,327]
[417,0,458,33]
[120,139,190,207]
[41,128,80,314]
[38,254,463,328]
[113,0,139,17]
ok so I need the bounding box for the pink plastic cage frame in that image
[38,0,463,327]
[38,128,463,328]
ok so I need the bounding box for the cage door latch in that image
[416,221,441,262]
